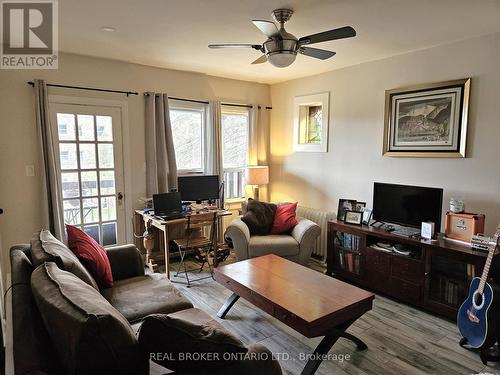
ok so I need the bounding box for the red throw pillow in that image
[271,203,299,234]
[66,225,113,288]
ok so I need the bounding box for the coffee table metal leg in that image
[301,319,366,375]
[217,293,240,318]
[340,331,368,350]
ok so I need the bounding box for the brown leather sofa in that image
[9,230,282,375]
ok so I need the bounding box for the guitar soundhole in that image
[474,293,483,306]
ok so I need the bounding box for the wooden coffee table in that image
[214,254,374,375]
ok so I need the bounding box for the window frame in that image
[221,106,250,199]
[169,99,209,175]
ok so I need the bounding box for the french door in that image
[49,102,126,246]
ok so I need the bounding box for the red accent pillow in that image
[271,203,299,234]
[66,225,113,288]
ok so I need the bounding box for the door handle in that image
[117,192,123,201]
[0,208,3,214]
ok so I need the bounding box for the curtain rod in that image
[25,81,271,109]
[144,93,272,110]
[27,81,138,96]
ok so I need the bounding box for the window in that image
[221,107,249,199]
[170,101,207,173]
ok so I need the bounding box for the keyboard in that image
[156,212,187,221]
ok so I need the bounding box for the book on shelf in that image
[341,233,361,253]
[436,276,465,306]
[347,253,353,272]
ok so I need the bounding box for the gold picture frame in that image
[383,78,470,158]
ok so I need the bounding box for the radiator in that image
[297,205,336,262]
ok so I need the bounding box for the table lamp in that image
[246,166,269,201]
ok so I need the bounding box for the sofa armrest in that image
[224,216,251,261]
[291,218,321,266]
[106,244,145,281]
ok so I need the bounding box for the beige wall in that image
[269,32,500,234]
[0,52,270,275]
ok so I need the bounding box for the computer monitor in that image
[152,192,182,216]
[177,175,220,202]
[372,182,443,232]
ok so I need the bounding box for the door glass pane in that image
[77,115,95,141]
[59,143,77,170]
[81,171,98,196]
[99,171,115,195]
[101,196,116,221]
[98,144,114,168]
[57,113,76,141]
[79,144,96,169]
[83,225,100,243]
[61,172,79,198]
[82,198,99,223]
[102,222,117,246]
[63,199,81,225]
[96,116,113,141]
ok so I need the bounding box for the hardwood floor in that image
[167,255,499,375]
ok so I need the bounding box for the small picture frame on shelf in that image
[344,210,363,225]
[337,199,357,220]
[362,208,373,225]
[355,201,366,211]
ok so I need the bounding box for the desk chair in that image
[173,211,218,287]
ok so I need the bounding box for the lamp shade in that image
[246,166,269,185]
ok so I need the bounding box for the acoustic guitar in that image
[457,236,499,348]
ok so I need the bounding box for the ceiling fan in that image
[208,8,356,68]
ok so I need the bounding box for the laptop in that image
[152,192,186,220]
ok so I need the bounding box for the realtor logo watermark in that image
[1,0,58,69]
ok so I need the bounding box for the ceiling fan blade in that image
[252,20,280,38]
[251,55,268,64]
[299,26,356,45]
[209,44,262,50]
[299,47,336,60]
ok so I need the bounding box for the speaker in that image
[445,212,485,242]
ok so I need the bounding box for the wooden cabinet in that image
[327,219,489,320]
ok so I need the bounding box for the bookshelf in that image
[328,219,493,320]
[333,232,363,276]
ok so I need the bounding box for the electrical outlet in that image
[25,165,35,177]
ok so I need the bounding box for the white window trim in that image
[48,95,133,244]
[169,99,208,174]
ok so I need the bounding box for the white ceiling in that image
[59,0,500,84]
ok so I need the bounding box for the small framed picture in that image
[337,199,357,221]
[344,210,363,226]
[355,202,366,212]
[362,208,373,225]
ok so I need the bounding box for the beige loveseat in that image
[225,205,321,266]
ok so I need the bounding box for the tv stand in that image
[327,219,496,320]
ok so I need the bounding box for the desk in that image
[134,209,232,278]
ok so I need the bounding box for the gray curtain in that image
[34,79,65,239]
[145,93,178,195]
[248,104,270,201]
[209,101,223,181]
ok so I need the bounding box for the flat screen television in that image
[177,175,220,202]
[372,182,443,231]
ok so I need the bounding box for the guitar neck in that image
[478,240,498,294]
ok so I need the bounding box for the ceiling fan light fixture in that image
[267,51,296,68]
